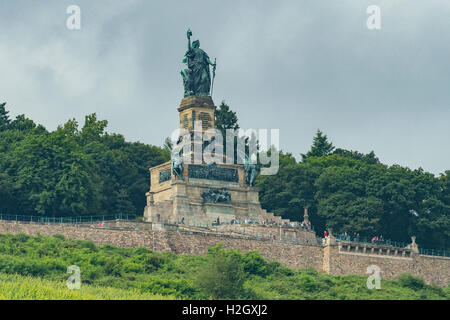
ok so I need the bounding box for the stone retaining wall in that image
[325,244,450,287]
[0,220,448,287]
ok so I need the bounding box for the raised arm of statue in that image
[187,29,192,51]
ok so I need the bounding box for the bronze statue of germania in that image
[180,29,217,97]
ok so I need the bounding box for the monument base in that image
[143,161,286,226]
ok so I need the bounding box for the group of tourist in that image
[371,235,385,244]
[338,231,360,242]
[322,230,360,242]
[338,232,386,244]
[323,230,387,245]
[300,221,312,230]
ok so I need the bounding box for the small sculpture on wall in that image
[171,145,184,180]
[244,153,260,187]
[202,188,231,204]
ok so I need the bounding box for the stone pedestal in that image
[178,96,215,132]
[143,160,273,225]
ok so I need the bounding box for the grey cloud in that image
[0,0,448,174]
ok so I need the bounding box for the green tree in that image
[54,156,103,216]
[9,115,36,132]
[256,152,319,223]
[0,173,17,213]
[214,101,241,162]
[257,137,450,249]
[0,111,169,217]
[333,148,379,164]
[214,101,239,136]
[0,102,11,132]
[301,130,335,161]
[80,113,108,146]
[114,188,136,216]
[317,193,382,237]
[195,245,246,299]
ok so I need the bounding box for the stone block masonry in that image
[0,220,448,287]
[325,243,450,287]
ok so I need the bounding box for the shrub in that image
[12,233,30,243]
[194,246,246,299]
[297,274,318,292]
[52,234,65,241]
[104,259,122,276]
[242,251,270,277]
[80,240,98,252]
[135,246,152,255]
[398,274,425,290]
[123,262,144,274]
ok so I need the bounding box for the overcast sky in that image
[0,0,448,175]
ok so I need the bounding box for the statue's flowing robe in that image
[185,48,211,96]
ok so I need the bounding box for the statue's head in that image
[192,40,200,48]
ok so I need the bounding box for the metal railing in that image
[335,235,408,248]
[419,248,450,258]
[178,218,315,231]
[0,213,138,224]
[335,235,449,257]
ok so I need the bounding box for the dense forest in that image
[0,103,169,218]
[256,133,450,250]
[0,102,448,250]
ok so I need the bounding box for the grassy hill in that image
[0,273,173,300]
[0,232,448,300]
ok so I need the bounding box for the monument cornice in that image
[178,96,215,112]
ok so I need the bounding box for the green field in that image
[0,232,448,300]
[0,273,174,300]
